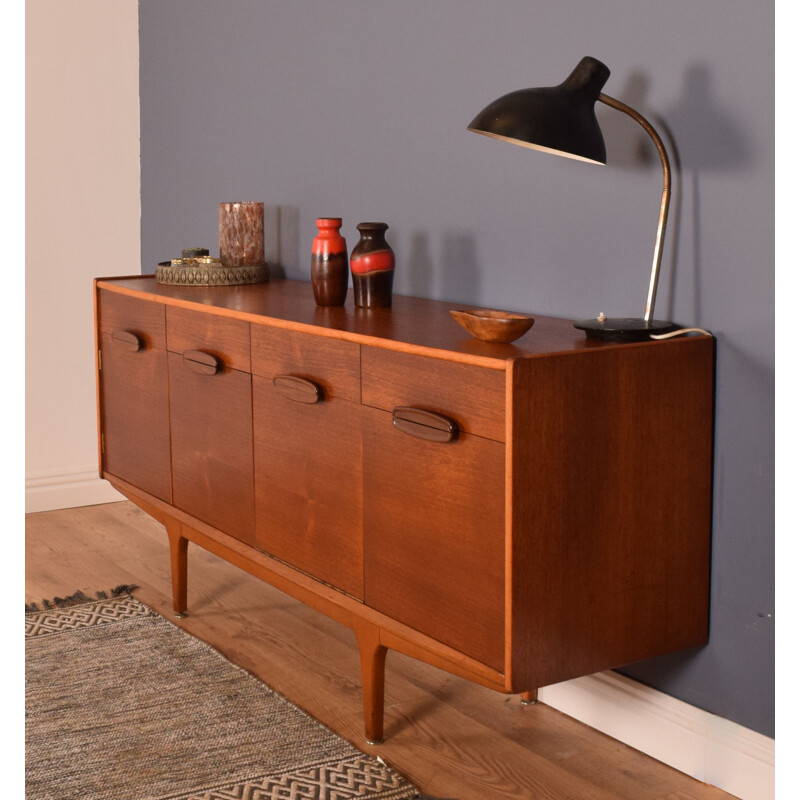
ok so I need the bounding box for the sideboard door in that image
[251,327,363,599]
[253,379,363,598]
[168,352,255,546]
[97,290,172,502]
[362,406,506,671]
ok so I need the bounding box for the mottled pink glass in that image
[218,202,265,266]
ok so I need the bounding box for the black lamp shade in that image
[468,56,611,164]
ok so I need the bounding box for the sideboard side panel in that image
[509,338,714,690]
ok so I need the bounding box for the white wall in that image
[26,0,140,512]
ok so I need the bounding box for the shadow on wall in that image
[598,72,657,169]
[405,232,435,299]
[598,65,749,171]
[440,232,482,305]
[667,65,750,171]
[399,230,483,307]
[665,65,751,328]
[596,64,750,327]
[264,205,300,280]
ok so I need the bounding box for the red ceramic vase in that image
[350,222,395,308]
[310,218,349,306]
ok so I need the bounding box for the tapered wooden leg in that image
[520,689,539,705]
[353,620,387,745]
[166,519,189,618]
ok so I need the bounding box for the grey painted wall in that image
[139,0,774,737]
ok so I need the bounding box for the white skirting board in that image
[539,671,774,800]
[26,469,124,514]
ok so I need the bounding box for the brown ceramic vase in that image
[350,222,395,308]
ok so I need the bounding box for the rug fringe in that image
[25,585,138,613]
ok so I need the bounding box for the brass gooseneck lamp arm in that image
[598,93,672,324]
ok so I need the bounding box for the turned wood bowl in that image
[450,309,535,343]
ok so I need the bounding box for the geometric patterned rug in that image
[25,589,424,800]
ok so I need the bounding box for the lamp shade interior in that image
[468,56,611,164]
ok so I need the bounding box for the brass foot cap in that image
[174,612,188,619]
[365,738,384,746]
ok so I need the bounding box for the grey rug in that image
[25,589,422,800]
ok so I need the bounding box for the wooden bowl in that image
[450,309,535,343]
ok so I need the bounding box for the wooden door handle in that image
[110,330,143,352]
[273,374,323,404]
[392,407,458,443]
[182,350,222,375]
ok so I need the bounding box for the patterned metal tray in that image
[156,258,269,286]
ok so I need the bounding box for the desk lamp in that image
[468,56,676,341]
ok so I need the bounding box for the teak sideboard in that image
[94,275,714,743]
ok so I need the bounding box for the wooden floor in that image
[26,502,737,800]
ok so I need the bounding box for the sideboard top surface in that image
[95,275,685,366]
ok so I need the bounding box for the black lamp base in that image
[574,317,677,342]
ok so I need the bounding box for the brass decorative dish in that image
[156,258,269,286]
[450,308,535,343]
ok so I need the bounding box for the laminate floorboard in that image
[25,501,738,800]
